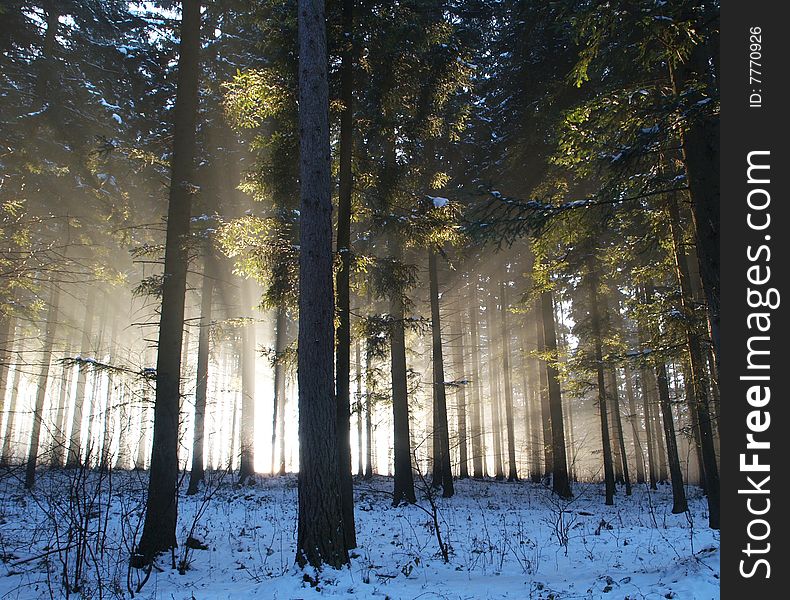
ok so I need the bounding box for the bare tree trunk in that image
[467,281,485,478]
[486,293,504,480]
[520,324,542,483]
[535,299,552,479]
[100,316,120,470]
[450,306,468,478]
[624,366,646,484]
[587,265,615,505]
[606,369,631,495]
[639,366,658,490]
[364,335,374,479]
[272,307,288,475]
[25,281,60,488]
[500,281,518,482]
[355,340,364,476]
[238,279,257,485]
[187,249,215,495]
[0,316,13,420]
[138,0,202,561]
[51,340,73,467]
[428,251,453,496]
[0,359,22,466]
[334,0,356,549]
[66,289,96,467]
[656,361,688,513]
[666,198,719,529]
[540,291,571,499]
[296,0,349,567]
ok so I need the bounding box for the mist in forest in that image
[0,0,720,597]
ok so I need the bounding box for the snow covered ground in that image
[0,470,719,599]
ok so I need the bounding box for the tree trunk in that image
[587,266,615,505]
[535,299,552,479]
[500,281,518,482]
[66,289,96,467]
[428,251,453,496]
[667,198,720,529]
[25,281,60,488]
[606,369,631,495]
[467,281,485,478]
[520,324,542,482]
[333,0,357,550]
[648,369,669,483]
[639,366,658,490]
[1,359,22,466]
[390,287,416,504]
[296,0,349,568]
[238,279,257,485]
[623,365,646,484]
[50,339,73,467]
[272,306,288,475]
[486,293,504,480]
[450,307,468,478]
[100,316,120,470]
[656,361,688,513]
[364,335,375,479]
[187,250,215,495]
[355,340,364,475]
[137,0,201,561]
[540,291,571,498]
[0,316,13,421]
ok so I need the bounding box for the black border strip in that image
[721,2,787,597]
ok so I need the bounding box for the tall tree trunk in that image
[500,281,518,482]
[66,289,96,467]
[540,291,571,499]
[238,279,257,484]
[450,308,468,478]
[333,0,356,550]
[467,282,485,478]
[296,0,349,567]
[486,293,504,480]
[100,316,120,470]
[0,316,13,421]
[639,366,658,490]
[607,375,624,485]
[355,340,364,475]
[1,359,22,466]
[138,0,201,561]
[656,361,688,513]
[390,287,416,504]
[681,358,706,489]
[520,325,542,482]
[364,335,375,479]
[623,365,646,484]
[51,339,73,467]
[648,369,669,483]
[606,369,631,495]
[666,198,720,529]
[135,368,152,471]
[428,251,453,496]
[271,307,288,475]
[84,306,108,462]
[587,266,615,505]
[25,281,60,488]
[535,300,552,479]
[116,381,132,470]
[187,250,215,495]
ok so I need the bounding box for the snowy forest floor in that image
[0,469,719,599]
